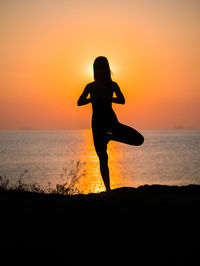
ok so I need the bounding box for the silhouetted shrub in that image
[0,160,85,195]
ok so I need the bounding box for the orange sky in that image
[1,0,199,130]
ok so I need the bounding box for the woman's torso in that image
[89,81,118,128]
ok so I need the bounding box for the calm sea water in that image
[0,130,200,193]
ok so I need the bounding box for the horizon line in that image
[0,127,200,131]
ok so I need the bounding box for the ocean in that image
[0,129,200,193]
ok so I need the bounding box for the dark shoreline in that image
[1,184,200,259]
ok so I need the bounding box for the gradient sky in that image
[1,0,199,129]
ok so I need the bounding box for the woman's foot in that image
[106,187,111,192]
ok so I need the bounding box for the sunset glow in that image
[1,0,199,130]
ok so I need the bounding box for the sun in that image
[86,63,94,80]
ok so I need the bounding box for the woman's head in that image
[93,56,112,82]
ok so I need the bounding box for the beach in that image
[1,184,200,261]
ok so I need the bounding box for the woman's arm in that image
[112,83,125,104]
[77,84,91,106]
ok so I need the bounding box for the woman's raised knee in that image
[136,134,144,146]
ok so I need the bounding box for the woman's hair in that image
[93,56,112,82]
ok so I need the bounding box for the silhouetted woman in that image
[78,56,144,191]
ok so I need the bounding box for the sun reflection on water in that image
[77,130,131,194]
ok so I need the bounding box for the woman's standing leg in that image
[92,127,111,191]
[97,148,110,191]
